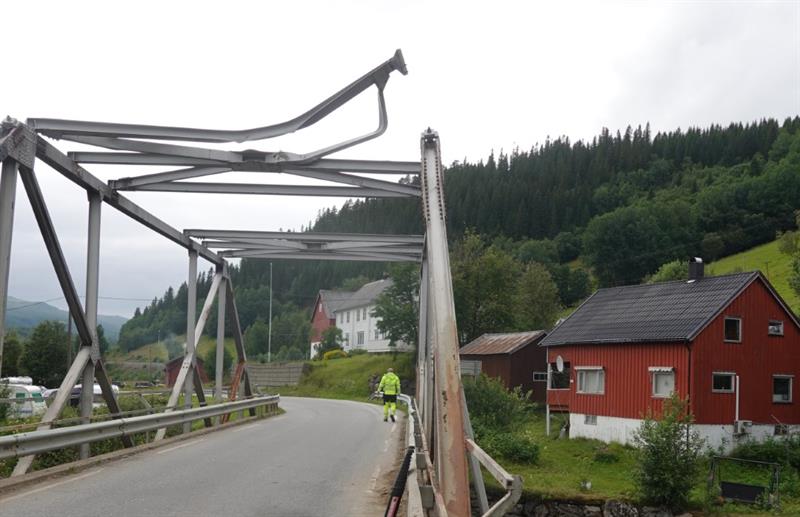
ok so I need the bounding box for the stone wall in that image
[479,497,692,517]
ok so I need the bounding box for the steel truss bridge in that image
[0,50,520,517]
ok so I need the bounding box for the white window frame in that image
[649,367,675,398]
[724,316,742,343]
[576,366,605,395]
[711,372,736,393]
[769,320,784,336]
[584,414,598,425]
[374,329,380,340]
[533,372,548,382]
[363,307,367,320]
[346,311,350,323]
[344,333,349,345]
[356,309,360,322]
[773,375,793,403]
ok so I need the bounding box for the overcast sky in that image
[2,0,799,318]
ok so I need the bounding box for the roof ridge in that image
[594,270,757,293]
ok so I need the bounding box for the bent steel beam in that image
[30,50,407,143]
[120,181,412,198]
[185,229,424,244]
[31,134,223,265]
[72,153,420,175]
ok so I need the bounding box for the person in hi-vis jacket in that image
[378,368,400,422]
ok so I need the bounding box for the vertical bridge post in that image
[420,129,470,517]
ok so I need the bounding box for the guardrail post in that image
[0,158,18,378]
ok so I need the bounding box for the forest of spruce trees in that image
[117,117,800,355]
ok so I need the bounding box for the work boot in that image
[390,414,395,422]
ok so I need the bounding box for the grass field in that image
[490,410,800,515]
[707,239,799,313]
[274,352,415,400]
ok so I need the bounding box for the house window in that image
[584,414,598,425]
[649,368,675,398]
[374,329,380,340]
[356,310,360,322]
[712,372,735,393]
[769,320,784,336]
[533,372,548,382]
[363,308,367,320]
[357,331,365,346]
[461,359,482,377]
[344,333,350,345]
[548,361,570,389]
[346,311,350,323]
[773,375,793,403]
[724,317,741,342]
[576,367,604,394]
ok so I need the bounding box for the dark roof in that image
[166,355,204,368]
[317,289,354,319]
[541,272,781,347]
[460,331,546,355]
[336,279,393,311]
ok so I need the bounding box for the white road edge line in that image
[155,438,205,455]
[0,468,104,503]
[231,423,259,433]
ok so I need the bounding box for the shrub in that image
[732,435,800,470]
[633,394,704,511]
[349,348,368,356]
[484,430,540,463]
[463,374,533,431]
[323,349,348,360]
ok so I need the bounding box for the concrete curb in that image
[0,409,283,497]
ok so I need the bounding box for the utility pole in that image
[268,262,273,363]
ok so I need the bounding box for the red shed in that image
[460,331,548,403]
[541,261,800,451]
[309,289,353,358]
[165,356,209,387]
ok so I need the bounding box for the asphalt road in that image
[0,397,403,517]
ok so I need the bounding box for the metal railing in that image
[0,395,279,460]
[402,395,522,517]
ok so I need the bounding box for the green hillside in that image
[276,352,415,401]
[109,334,237,363]
[708,239,799,312]
[5,296,128,341]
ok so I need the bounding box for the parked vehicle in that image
[68,383,121,408]
[4,384,48,418]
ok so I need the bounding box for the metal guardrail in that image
[401,395,522,517]
[0,395,279,460]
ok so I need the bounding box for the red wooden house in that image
[541,260,800,451]
[309,289,353,358]
[460,331,548,403]
[165,356,209,387]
